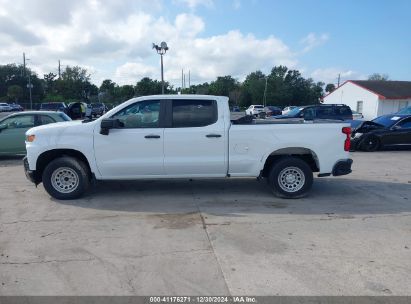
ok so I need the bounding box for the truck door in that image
[163,99,227,176]
[94,99,165,178]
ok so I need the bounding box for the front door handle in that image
[145,134,161,139]
[206,134,222,138]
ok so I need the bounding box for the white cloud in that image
[311,68,366,85]
[114,62,157,85]
[0,0,298,87]
[300,32,329,53]
[174,0,214,9]
[166,31,296,84]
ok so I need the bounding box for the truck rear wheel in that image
[268,157,313,198]
[42,156,90,200]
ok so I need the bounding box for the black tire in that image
[268,157,313,199]
[360,135,380,152]
[42,156,90,200]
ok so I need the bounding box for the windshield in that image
[372,115,401,128]
[284,107,303,117]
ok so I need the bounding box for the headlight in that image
[26,134,36,142]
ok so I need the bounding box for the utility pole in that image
[183,74,186,91]
[27,73,33,110]
[263,77,268,107]
[23,53,26,77]
[188,70,191,90]
[181,69,184,92]
[337,74,341,87]
[58,60,61,78]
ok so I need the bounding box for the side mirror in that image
[100,118,124,135]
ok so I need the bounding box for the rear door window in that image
[316,106,334,119]
[335,106,352,117]
[40,115,56,125]
[172,100,217,128]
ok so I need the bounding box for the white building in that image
[322,80,411,120]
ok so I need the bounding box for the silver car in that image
[0,103,12,112]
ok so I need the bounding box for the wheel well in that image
[261,148,319,178]
[34,149,92,183]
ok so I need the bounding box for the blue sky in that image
[0,0,410,86]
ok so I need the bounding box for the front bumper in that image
[23,156,37,184]
[332,159,353,176]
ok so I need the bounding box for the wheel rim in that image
[365,137,378,150]
[277,166,305,193]
[51,167,79,194]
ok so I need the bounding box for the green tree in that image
[0,64,44,105]
[240,71,266,107]
[325,83,336,93]
[208,76,239,96]
[119,85,135,100]
[135,77,171,96]
[368,73,389,81]
[55,66,93,102]
[7,85,23,102]
[100,79,116,94]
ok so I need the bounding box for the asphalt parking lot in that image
[0,152,410,295]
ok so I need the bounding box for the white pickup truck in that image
[24,95,353,200]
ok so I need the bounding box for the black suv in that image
[275,104,353,121]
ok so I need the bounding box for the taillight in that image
[342,127,351,151]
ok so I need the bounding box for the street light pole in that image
[152,42,169,94]
[160,54,164,94]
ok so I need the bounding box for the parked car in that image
[282,106,297,115]
[39,102,68,113]
[245,105,264,116]
[274,104,353,121]
[24,95,352,200]
[231,106,240,112]
[352,110,364,120]
[258,106,282,118]
[9,103,24,111]
[397,106,411,115]
[0,111,71,155]
[91,103,107,117]
[0,103,12,112]
[351,114,411,151]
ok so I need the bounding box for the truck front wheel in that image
[42,156,90,200]
[268,157,313,198]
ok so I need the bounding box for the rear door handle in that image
[145,134,161,139]
[206,134,221,138]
